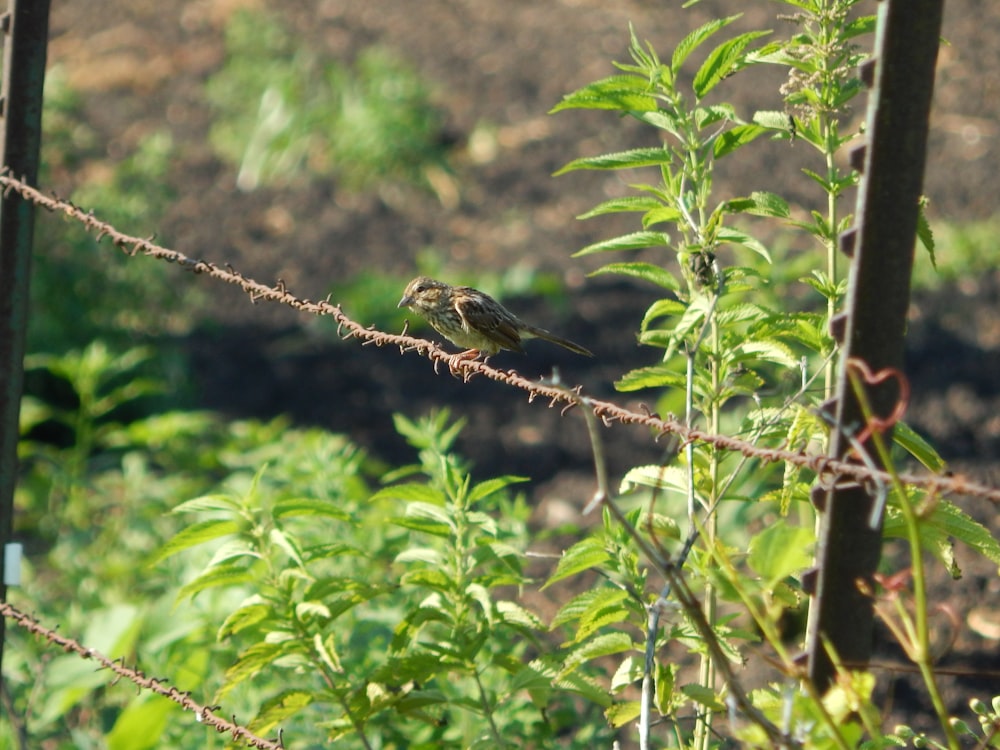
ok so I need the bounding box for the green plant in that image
[155,410,609,747]
[546,4,998,748]
[206,9,448,192]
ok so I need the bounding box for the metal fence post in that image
[0,0,52,692]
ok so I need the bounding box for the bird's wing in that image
[454,291,524,352]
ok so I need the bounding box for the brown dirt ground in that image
[43,0,1000,741]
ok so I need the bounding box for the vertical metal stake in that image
[0,0,52,692]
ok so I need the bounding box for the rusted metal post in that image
[805,0,944,690]
[0,0,52,689]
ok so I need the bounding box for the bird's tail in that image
[524,325,593,356]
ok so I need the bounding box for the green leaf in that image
[573,590,632,643]
[251,690,314,735]
[589,262,680,290]
[721,191,790,218]
[573,231,671,257]
[893,421,946,473]
[551,75,659,113]
[171,494,242,515]
[715,226,772,262]
[615,364,687,392]
[222,641,288,695]
[642,205,684,228]
[576,195,663,219]
[273,497,351,520]
[752,109,795,133]
[150,519,241,565]
[671,15,741,74]
[178,563,255,601]
[554,146,671,175]
[543,537,612,589]
[747,520,814,585]
[844,15,877,40]
[107,695,174,750]
[564,632,634,670]
[681,683,725,711]
[370,483,446,504]
[692,30,771,98]
[607,700,642,727]
[925,501,1000,567]
[468,475,528,504]
[640,298,688,330]
[734,340,799,368]
[620,465,689,495]
[714,124,767,158]
[218,602,271,638]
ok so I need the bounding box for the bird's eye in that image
[415,282,427,293]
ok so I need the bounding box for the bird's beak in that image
[398,294,413,309]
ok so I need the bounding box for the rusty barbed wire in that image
[0,601,285,749]
[2,170,998,504]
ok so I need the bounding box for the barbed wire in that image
[0,601,284,749]
[2,170,998,504]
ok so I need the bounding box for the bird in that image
[398,276,593,358]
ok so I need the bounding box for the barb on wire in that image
[0,601,285,749]
[2,171,998,505]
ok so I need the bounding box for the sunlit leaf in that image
[589,262,680,290]
[573,231,671,257]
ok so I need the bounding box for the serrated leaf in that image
[496,601,544,630]
[171,494,242,515]
[714,124,767,158]
[615,364,687,392]
[606,700,642,727]
[218,602,271,639]
[272,497,351,520]
[735,340,799,368]
[844,15,877,40]
[554,147,671,175]
[620,465,689,495]
[251,690,313,735]
[270,528,305,568]
[178,563,255,601]
[370,483,445,505]
[589,262,680,290]
[577,196,663,219]
[543,538,612,589]
[747,520,814,584]
[313,632,342,674]
[926,501,1000,566]
[221,642,287,696]
[693,30,771,98]
[681,683,725,711]
[568,632,634,665]
[893,421,946,473]
[716,226,772,262]
[722,191,790,218]
[573,231,671,257]
[642,205,684,228]
[671,15,741,74]
[753,109,795,131]
[556,669,612,707]
[150,519,240,565]
[641,298,687,330]
[550,75,659,113]
[468,475,528,504]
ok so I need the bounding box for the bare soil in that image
[45,0,1000,739]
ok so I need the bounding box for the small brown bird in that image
[398,276,593,358]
